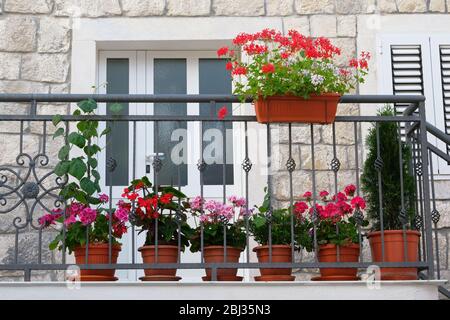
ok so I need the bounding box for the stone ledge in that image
[0,280,445,300]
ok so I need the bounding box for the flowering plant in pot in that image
[248,189,306,281]
[120,176,193,281]
[295,186,369,281]
[188,196,249,281]
[42,98,127,281]
[40,196,128,281]
[361,106,419,280]
[217,28,370,123]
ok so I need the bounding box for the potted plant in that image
[295,186,369,281]
[120,177,193,281]
[188,196,248,281]
[41,98,127,281]
[40,197,128,281]
[249,189,300,281]
[361,106,419,280]
[217,28,370,123]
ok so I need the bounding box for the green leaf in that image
[80,177,96,195]
[83,144,101,157]
[54,161,70,176]
[68,158,87,180]
[52,114,62,127]
[87,157,98,169]
[108,103,123,114]
[68,132,86,149]
[73,109,81,116]
[52,127,64,139]
[76,121,87,132]
[49,238,59,251]
[58,145,70,161]
[253,215,266,228]
[91,169,100,181]
[100,127,111,137]
[77,99,97,113]
[74,190,88,204]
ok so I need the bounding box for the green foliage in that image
[361,106,416,230]
[249,189,298,246]
[189,221,246,253]
[124,177,194,251]
[52,99,104,206]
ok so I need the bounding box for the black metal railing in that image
[0,94,448,291]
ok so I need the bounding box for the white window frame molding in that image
[357,14,450,178]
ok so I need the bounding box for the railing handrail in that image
[0,93,426,104]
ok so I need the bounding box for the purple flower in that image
[78,207,97,226]
[189,196,204,211]
[99,193,109,203]
[38,212,61,227]
[114,207,129,222]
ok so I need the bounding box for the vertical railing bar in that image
[132,120,137,264]
[244,121,250,263]
[108,179,113,264]
[14,231,19,264]
[375,122,385,261]
[266,123,272,263]
[38,229,42,264]
[310,124,318,261]
[199,119,205,264]
[222,116,227,264]
[398,122,408,262]
[288,124,295,261]
[415,130,427,261]
[42,121,47,155]
[354,122,360,196]
[107,121,114,264]
[177,120,182,264]
[411,134,424,261]
[418,101,435,278]
[332,122,340,262]
[154,121,159,263]
[61,120,69,263]
[30,99,37,116]
[428,149,441,279]
[354,121,363,262]
[19,121,24,154]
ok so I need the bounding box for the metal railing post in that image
[417,101,435,279]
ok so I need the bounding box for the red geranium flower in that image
[261,63,275,74]
[217,46,229,57]
[218,106,228,120]
[160,193,174,204]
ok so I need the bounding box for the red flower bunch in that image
[217,28,371,101]
[121,183,174,221]
[120,177,193,249]
[294,185,369,248]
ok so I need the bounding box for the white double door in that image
[97,51,246,281]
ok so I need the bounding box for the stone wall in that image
[0,0,449,285]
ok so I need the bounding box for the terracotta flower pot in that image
[368,230,421,280]
[253,245,295,281]
[314,243,360,281]
[202,246,243,281]
[74,243,121,281]
[139,245,181,281]
[254,94,340,124]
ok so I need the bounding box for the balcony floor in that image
[0,280,445,300]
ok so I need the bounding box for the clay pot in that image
[368,230,421,280]
[202,246,243,281]
[73,243,121,281]
[315,243,360,281]
[253,245,295,281]
[254,94,340,124]
[139,245,181,281]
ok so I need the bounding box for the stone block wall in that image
[0,0,449,284]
